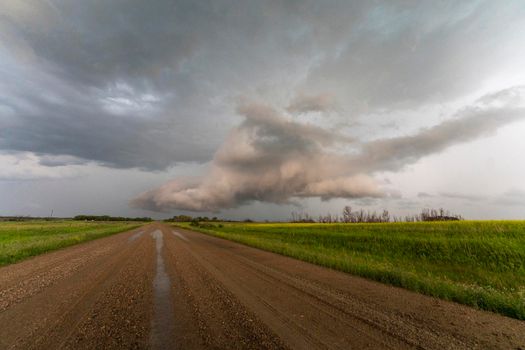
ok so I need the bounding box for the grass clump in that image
[173,220,525,320]
[0,220,143,266]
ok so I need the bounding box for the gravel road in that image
[1,223,524,349]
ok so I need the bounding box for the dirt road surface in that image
[1,223,524,349]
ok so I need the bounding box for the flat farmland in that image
[175,221,525,320]
[0,220,142,266]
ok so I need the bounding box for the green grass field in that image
[0,220,143,266]
[174,221,525,320]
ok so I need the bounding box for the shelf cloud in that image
[132,87,525,212]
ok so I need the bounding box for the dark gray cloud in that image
[2,1,524,171]
[1,0,224,169]
[0,86,215,170]
[1,0,323,169]
[302,1,525,112]
[2,1,525,217]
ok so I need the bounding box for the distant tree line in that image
[291,206,463,223]
[73,215,153,222]
[0,216,63,222]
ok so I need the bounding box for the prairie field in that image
[175,221,525,319]
[0,220,142,266]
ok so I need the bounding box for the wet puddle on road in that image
[150,230,176,349]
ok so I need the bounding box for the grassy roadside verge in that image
[0,220,144,266]
[173,221,525,320]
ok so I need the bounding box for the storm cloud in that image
[131,100,382,212]
[132,87,525,212]
[3,1,524,170]
[1,0,320,169]
[2,1,525,218]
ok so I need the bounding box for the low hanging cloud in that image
[132,101,382,212]
[132,86,525,212]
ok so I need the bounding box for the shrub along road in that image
[0,223,524,349]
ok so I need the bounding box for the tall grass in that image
[174,221,525,320]
[0,220,143,266]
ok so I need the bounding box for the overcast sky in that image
[1,0,525,220]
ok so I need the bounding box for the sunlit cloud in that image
[133,86,525,212]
